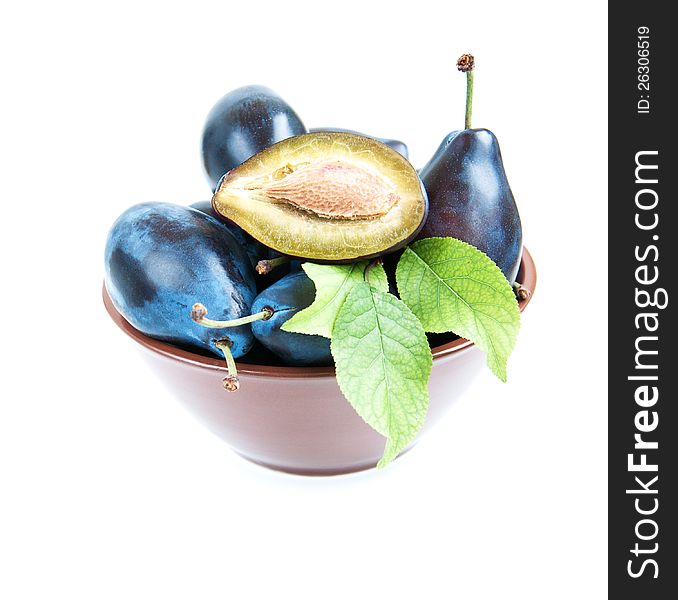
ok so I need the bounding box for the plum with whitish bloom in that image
[104,202,257,368]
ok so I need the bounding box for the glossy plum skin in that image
[417,128,523,283]
[202,85,306,191]
[189,200,265,268]
[251,271,332,366]
[104,202,257,359]
[310,127,408,159]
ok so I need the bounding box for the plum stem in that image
[465,71,474,129]
[456,53,475,129]
[214,338,239,391]
[513,282,531,301]
[191,303,273,328]
[256,256,290,275]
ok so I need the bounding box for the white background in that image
[0,1,608,598]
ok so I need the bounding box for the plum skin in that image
[251,271,332,366]
[202,85,306,191]
[104,202,257,358]
[189,200,265,269]
[418,129,522,283]
[190,201,300,292]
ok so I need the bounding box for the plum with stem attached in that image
[192,271,332,367]
[417,54,523,283]
[104,202,257,390]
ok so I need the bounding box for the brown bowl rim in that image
[103,247,536,378]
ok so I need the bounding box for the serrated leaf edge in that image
[281,261,368,338]
[396,237,520,382]
[330,283,432,468]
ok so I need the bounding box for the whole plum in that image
[105,202,257,361]
[250,271,332,366]
[202,85,306,191]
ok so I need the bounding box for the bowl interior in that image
[103,247,537,378]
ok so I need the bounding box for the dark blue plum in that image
[310,127,409,159]
[189,200,265,268]
[417,129,523,283]
[202,85,306,191]
[104,202,257,358]
[251,271,332,366]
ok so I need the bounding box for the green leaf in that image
[396,237,520,382]
[282,261,388,338]
[331,282,432,468]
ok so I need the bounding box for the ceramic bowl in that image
[103,248,536,475]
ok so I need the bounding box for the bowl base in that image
[236,445,416,477]
[240,454,378,476]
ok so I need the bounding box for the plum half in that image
[212,132,428,262]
